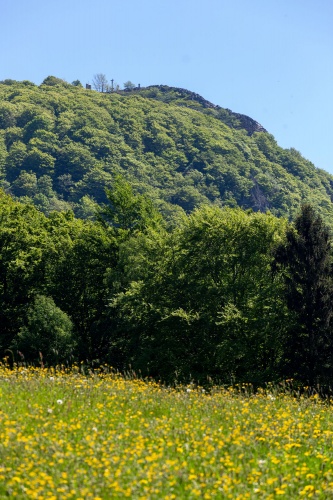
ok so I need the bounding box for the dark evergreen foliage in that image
[273,205,333,384]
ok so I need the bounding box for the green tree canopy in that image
[113,206,287,383]
[13,295,74,364]
[100,175,164,235]
[273,204,333,384]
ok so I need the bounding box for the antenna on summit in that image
[111,79,114,92]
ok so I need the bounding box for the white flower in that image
[267,394,276,400]
[92,427,98,432]
[186,388,191,393]
[49,376,55,381]
[57,399,63,405]
[47,408,53,414]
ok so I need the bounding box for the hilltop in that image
[1,77,333,226]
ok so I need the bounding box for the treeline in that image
[1,182,333,386]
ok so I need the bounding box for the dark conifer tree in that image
[273,204,333,384]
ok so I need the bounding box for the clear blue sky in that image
[2,0,333,174]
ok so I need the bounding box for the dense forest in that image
[1,77,333,226]
[1,77,333,386]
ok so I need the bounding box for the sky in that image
[1,0,333,174]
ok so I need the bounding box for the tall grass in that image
[1,364,333,499]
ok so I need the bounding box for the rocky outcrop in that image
[141,85,267,136]
[229,111,267,135]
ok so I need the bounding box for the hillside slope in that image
[124,84,268,135]
[1,78,333,226]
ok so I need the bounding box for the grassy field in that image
[1,365,333,499]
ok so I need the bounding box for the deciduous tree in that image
[123,81,135,91]
[92,74,108,93]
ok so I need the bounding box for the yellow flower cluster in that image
[1,364,333,498]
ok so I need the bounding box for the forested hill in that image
[123,84,268,135]
[1,77,333,226]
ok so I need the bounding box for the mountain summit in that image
[0,78,333,226]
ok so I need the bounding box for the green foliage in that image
[5,141,27,181]
[45,215,118,361]
[0,133,8,176]
[0,192,116,363]
[55,142,98,183]
[0,102,17,129]
[71,80,83,87]
[273,204,333,384]
[0,191,50,351]
[1,181,333,386]
[123,81,136,90]
[41,76,69,87]
[11,170,38,197]
[23,148,55,176]
[0,79,333,228]
[2,78,333,385]
[113,206,287,383]
[101,174,164,234]
[13,295,74,364]
[72,167,114,204]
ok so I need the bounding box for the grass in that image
[1,365,333,499]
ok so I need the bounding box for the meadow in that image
[1,365,333,499]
